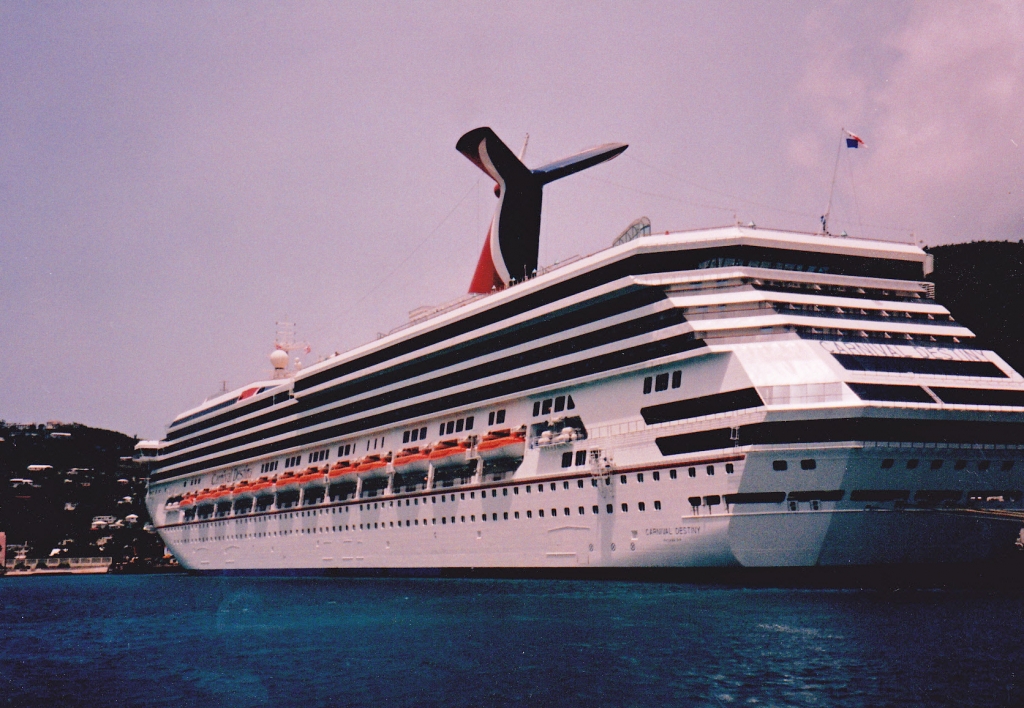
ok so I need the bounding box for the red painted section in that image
[238,387,259,400]
[468,226,504,294]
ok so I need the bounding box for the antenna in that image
[271,321,310,379]
[821,127,844,236]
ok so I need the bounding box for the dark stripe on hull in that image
[152,333,706,481]
[294,245,923,394]
[641,388,763,425]
[184,561,1024,588]
[656,418,1024,456]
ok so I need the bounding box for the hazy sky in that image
[2,1,1022,439]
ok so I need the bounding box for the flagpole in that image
[822,127,844,235]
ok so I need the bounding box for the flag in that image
[845,131,865,148]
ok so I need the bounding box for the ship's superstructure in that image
[142,130,1024,574]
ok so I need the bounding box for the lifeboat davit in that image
[355,454,389,479]
[428,439,471,468]
[477,429,526,461]
[393,447,430,474]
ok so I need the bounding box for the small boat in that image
[428,440,471,468]
[298,467,327,488]
[233,480,254,498]
[179,494,196,508]
[327,460,355,481]
[392,447,430,474]
[274,471,301,491]
[355,454,389,479]
[476,429,527,461]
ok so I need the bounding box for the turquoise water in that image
[1,575,1023,707]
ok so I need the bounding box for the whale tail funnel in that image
[457,127,627,293]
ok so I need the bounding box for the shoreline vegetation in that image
[1,240,1022,576]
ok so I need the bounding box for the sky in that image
[2,1,1022,439]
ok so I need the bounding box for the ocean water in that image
[1,576,1023,707]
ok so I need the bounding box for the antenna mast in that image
[271,321,310,378]
[821,127,845,236]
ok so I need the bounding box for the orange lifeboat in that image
[327,460,356,482]
[274,471,301,491]
[355,454,390,479]
[477,429,527,461]
[428,439,471,468]
[179,493,196,508]
[298,466,326,488]
[393,447,430,474]
[249,476,273,495]
[233,480,254,498]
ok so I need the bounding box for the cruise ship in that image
[141,128,1024,575]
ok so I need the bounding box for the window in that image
[643,377,653,394]
[527,511,532,518]
[561,452,572,468]
[672,370,682,388]
[554,396,566,412]
[419,427,426,439]
[725,463,734,474]
[637,473,644,483]
[496,410,505,424]
[514,511,520,519]
[575,450,587,466]
[800,459,816,470]
[550,483,556,491]
[592,479,598,487]
[503,488,508,496]
[638,502,646,511]
[670,469,678,480]
[503,512,508,520]
[403,431,410,443]
[606,504,613,513]
[577,480,584,488]
[955,460,967,470]
[466,416,474,430]
[655,373,669,391]
[578,506,585,515]
[542,399,553,415]
[653,470,660,481]
[881,458,895,469]
[979,460,991,471]
[654,500,662,510]
[446,421,455,434]
[620,475,627,485]
[567,396,575,410]
[563,508,570,516]
[1002,460,1015,471]
[772,460,788,471]
[930,459,943,470]
[488,411,495,425]
[704,495,720,507]
[689,496,701,507]
[621,503,628,512]
[533,402,541,416]
[706,465,714,476]
[563,481,569,490]
[592,505,599,514]
[455,419,464,433]
[538,509,544,517]
[907,459,919,470]
[688,467,696,478]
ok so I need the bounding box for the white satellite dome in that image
[270,349,289,370]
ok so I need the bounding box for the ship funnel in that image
[457,127,627,293]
